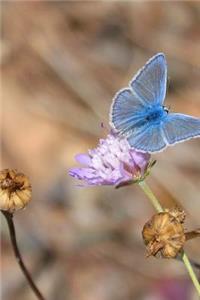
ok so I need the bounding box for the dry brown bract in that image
[0,169,31,213]
[142,208,186,258]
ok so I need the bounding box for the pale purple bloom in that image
[69,134,150,186]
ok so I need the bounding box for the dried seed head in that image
[165,207,186,224]
[142,208,186,258]
[0,169,31,213]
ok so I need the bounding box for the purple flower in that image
[69,134,150,186]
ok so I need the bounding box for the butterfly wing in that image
[110,88,146,134]
[127,124,167,153]
[110,53,167,139]
[128,113,200,153]
[130,53,167,105]
[162,113,200,145]
[110,53,200,153]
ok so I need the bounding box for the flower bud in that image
[0,169,31,213]
[142,208,186,258]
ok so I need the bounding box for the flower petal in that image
[75,154,91,165]
[130,150,150,170]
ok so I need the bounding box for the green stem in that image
[139,181,163,213]
[138,180,200,297]
[182,253,200,296]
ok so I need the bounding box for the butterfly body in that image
[110,53,200,153]
[143,105,167,123]
[122,106,167,134]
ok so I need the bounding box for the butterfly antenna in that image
[167,76,170,95]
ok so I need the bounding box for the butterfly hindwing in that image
[127,113,200,153]
[127,124,167,153]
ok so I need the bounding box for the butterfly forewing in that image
[130,53,167,105]
[162,113,200,145]
[110,88,145,134]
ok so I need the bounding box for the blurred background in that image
[1,1,200,300]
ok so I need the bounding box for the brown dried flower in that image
[0,169,31,213]
[142,208,186,258]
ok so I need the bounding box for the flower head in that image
[0,169,32,213]
[69,133,150,186]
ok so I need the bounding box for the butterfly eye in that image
[163,106,169,113]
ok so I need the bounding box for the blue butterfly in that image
[110,53,200,153]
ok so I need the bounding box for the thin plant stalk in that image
[138,180,200,297]
[182,253,200,296]
[138,180,163,212]
[1,211,46,300]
